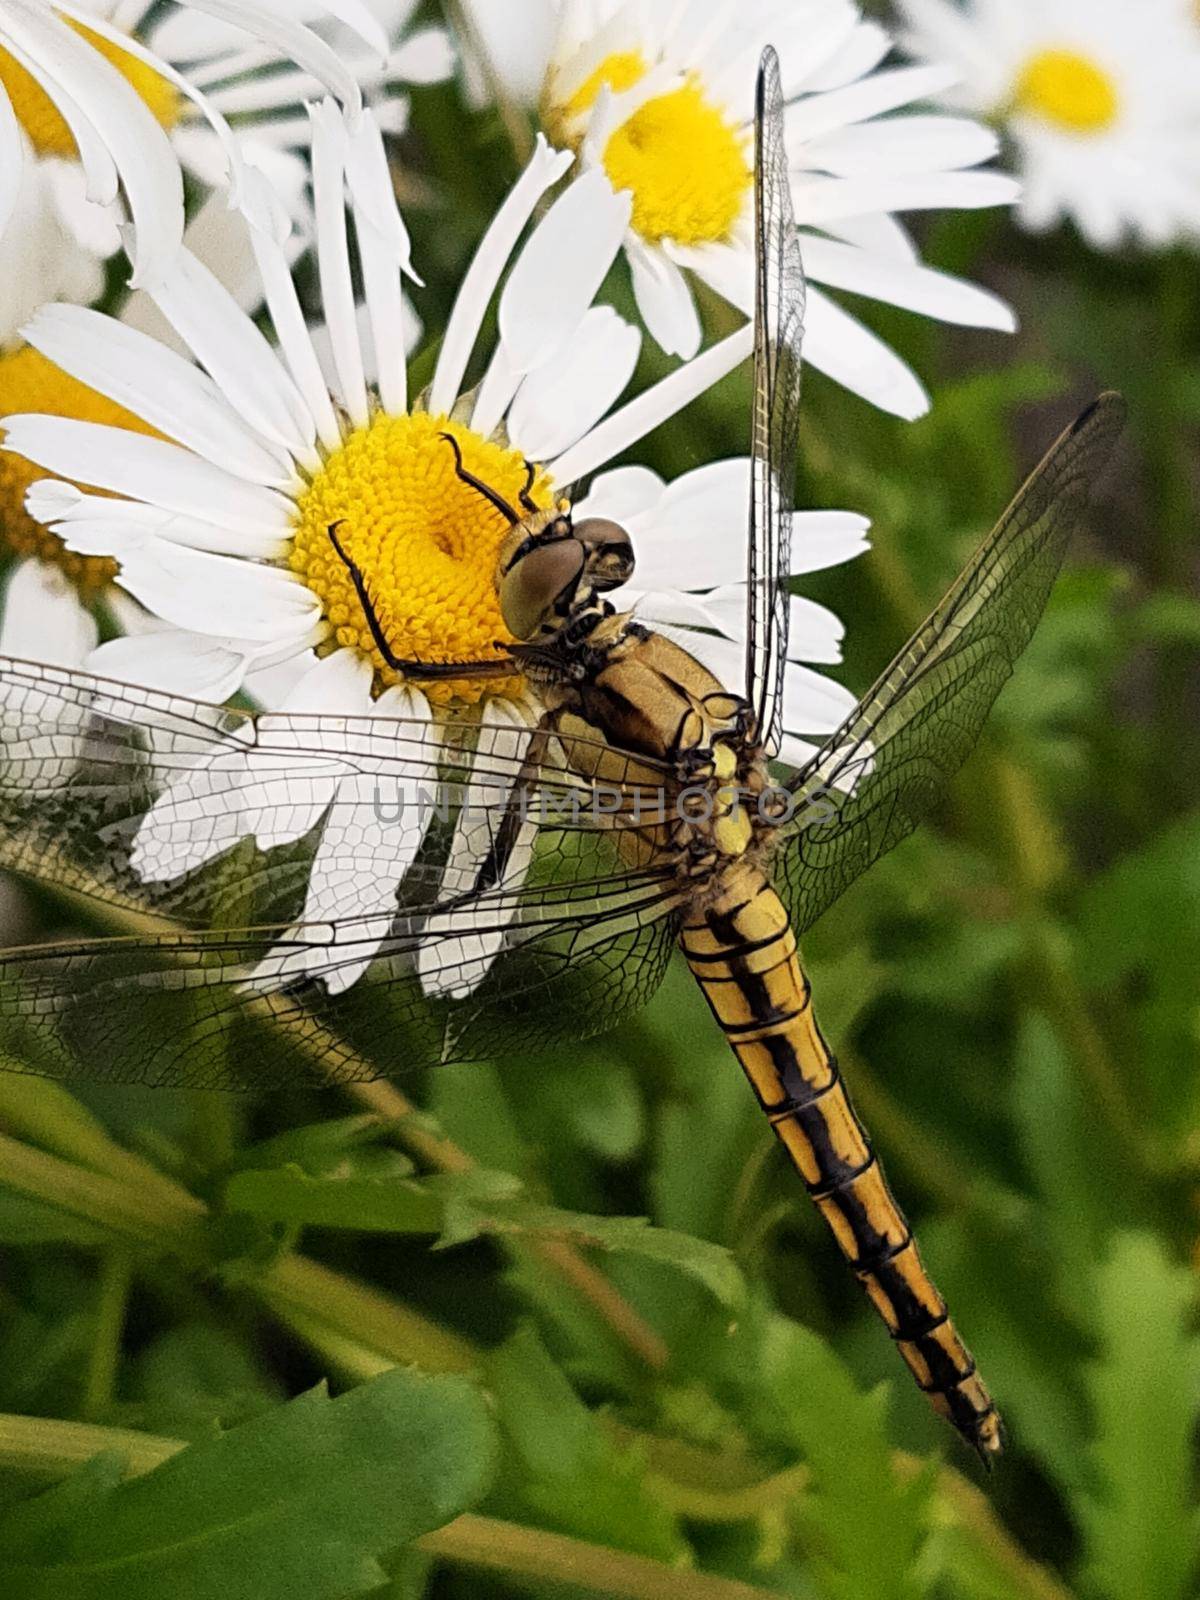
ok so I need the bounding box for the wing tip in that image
[1070,389,1127,440]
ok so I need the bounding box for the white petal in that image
[129,649,371,885]
[782,662,857,735]
[802,287,928,420]
[1,416,296,535]
[0,559,97,667]
[241,175,342,455]
[114,544,321,643]
[43,154,121,258]
[549,322,754,487]
[667,237,752,317]
[0,136,101,348]
[31,482,289,562]
[791,171,1020,225]
[785,64,961,146]
[623,458,751,591]
[429,135,573,414]
[777,731,822,772]
[21,305,297,487]
[507,306,641,461]
[90,630,253,702]
[806,115,1000,177]
[420,696,539,999]
[496,168,631,375]
[390,26,456,84]
[789,511,871,574]
[0,1,182,284]
[571,464,664,525]
[162,0,384,109]
[257,683,436,995]
[627,238,702,359]
[801,236,1015,332]
[310,99,368,428]
[456,0,557,108]
[346,108,412,416]
[803,20,891,93]
[144,244,317,465]
[0,83,22,240]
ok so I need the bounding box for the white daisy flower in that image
[897,0,1200,249]
[0,103,866,991]
[126,0,454,198]
[458,0,1020,419]
[0,0,390,291]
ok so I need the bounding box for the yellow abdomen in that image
[679,862,1003,1463]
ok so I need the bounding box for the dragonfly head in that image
[434,430,635,642]
[497,514,635,642]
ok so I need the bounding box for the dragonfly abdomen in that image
[679,865,1003,1465]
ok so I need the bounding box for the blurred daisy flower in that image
[133,0,453,196]
[459,0,1020,419]
[0,106,867,988]
[0,0,391,293]
[898,0,1200,249]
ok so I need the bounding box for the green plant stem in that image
[188,1090,237,1171]
[0,1412,181,1480]
[258,1253,477,1375]
[0,1128,208,1254]
[417,1514,786,1599]
[0,1122,476,1377]
[0,1415,786,1600]
[441,0,534,164]
[897,1456,1076,1600]
[346,1075,672,1373]
[0,1067,189,1213]
[80,1249,133,1423]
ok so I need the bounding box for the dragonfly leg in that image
[439,433,520,525]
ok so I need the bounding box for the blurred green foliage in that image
[1,25,1198,1600]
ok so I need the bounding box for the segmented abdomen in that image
[679,864,1003,1464]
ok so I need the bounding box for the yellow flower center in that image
[291,412,552,707]
[602,79,752,245]
[0,22,180,160]
[542,48,647,144]
[1013,48,1119,134]
[0,346,155,593]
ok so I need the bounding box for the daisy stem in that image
[347,1076,672,1373]
[80,1248,134,1423]
[441,0,535,165]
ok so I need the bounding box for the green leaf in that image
[1010,1014,1135,1295]
[1078,1233,1200,1600]
[488,1324,686,1563]
[746,1312,933,1600]
[0,1368,495,1600]
[226,1163,743,1307]
[134,1325,282,1440]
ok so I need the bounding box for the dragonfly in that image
[0,48,1123,1466]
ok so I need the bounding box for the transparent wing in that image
[771,394,1126,933]
[746,44,806,758]
[0,659,682,1086]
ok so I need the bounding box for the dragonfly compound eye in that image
[572,518,635,591]
[499,537,588,640]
